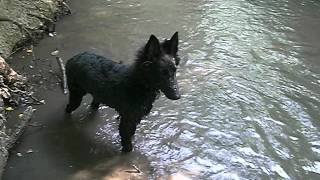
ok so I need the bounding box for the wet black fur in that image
[65,32,180,152]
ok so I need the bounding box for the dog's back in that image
[66,52,131,109]
[66,52,127,84]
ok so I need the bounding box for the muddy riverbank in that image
[0,0,69,177]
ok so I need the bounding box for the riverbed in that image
[3,0,320,179]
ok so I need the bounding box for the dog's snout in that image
[171,85,181,100]
[163,80,181,100]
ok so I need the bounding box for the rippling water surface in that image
[4,0,320,179]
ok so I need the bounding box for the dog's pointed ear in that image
[163,32,180,65]
[169,32,179,55]
[145,34,160,61]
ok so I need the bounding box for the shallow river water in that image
[3,0,320,179]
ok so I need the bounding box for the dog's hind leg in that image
[119,116,138,152]
[66,89,86,113]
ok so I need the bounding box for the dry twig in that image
[124,165,142,174]
[56,56,68,94]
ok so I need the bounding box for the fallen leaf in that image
[26,149,34,153]
[5,107,14,111]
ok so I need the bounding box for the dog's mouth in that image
[161,79,181,100]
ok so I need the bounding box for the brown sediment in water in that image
[0,0,70,177]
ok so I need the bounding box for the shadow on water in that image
[49,110,153,180]
[3,0,320,179]
[4,89,153,180]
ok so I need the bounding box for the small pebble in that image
[18,114,24,118]
[50,50,59,56]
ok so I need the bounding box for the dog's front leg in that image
[119,116,138,152]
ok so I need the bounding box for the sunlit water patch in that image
[68,0,320,178]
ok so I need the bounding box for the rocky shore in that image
[0,0,69,176]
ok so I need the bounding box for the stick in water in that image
[56,56,68,94]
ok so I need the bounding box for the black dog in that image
[65,32,181,152]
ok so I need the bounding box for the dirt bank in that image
[0,0,69,177]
